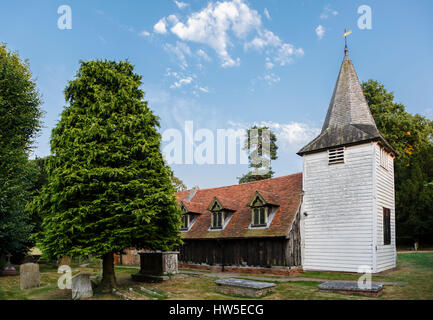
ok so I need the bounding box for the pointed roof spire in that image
[298,41,396,156]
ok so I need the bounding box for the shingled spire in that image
[298,45,395,156]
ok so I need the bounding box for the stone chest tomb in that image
[132,251,179,282]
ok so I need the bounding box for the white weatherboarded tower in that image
[298,45,397,273]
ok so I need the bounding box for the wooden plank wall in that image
[374,143,397,272]
[303,143,375,272]
[179,212,301,268]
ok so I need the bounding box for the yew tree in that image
[31,60,182,290]
[0,43,42,259]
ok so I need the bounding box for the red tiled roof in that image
[253,190,280,206]
[175,173,303,239]
[176,189,193,202]
[211,196,240,211]
[181,201,206,215]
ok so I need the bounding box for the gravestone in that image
[20,263,40,290]
[132,251,179,282]
[71,273,93,300]
[215,278,276,297]
[317,281,384,297]
[2,253,17,276]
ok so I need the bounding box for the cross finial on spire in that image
[343,29,352,56]
[6,253,12,265]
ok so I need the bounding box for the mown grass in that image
[1,252,431,300]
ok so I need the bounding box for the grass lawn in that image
[0,252,432,300]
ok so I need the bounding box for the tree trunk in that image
[98,252,117,292]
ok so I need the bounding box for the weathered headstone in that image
[20,263,40,290]
[71,273,93,300]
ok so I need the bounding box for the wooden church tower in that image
[298,43,397,273]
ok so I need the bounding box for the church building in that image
[176,44,397,273]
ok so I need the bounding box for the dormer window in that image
[248,191,278,228]
[209,199,224,230]
[251,193,268,227]
[207,196,237,231]
[179,201,202,232]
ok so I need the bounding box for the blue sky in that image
[1,0,433,189]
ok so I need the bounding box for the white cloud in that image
[165,69,211,94]
[275,44,304,66]
[154,0,303,78]
[245,29,281,50]
[166,0,262,68]
[164,41,192,69]
[315,24,325,40]
[263,73,280,85]
[167,14,179,25]
[166,69,195,89]
[229,121,320,152]
[264,8,271,20]
[198,86,210,93]
[154,18,168,34]
[197,49,211,61]
[268,122,320,151]
[265,57,274,70]
[245,28,303,67]
[315,25,325,40]
[171,76,193,88]
[250,71,281,88]
[139,30,150,37]
[320,5,338,20]
[174,0,189,9]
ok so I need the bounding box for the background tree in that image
[362,80,433,247]
[26,156,49,235]
[0,43,42,260]
[238,126,278,184]
[30,60,182,290]
[171,175,187,192]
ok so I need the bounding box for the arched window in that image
[252,207,268,227]
[211,211,223,229]
[181,214,189,231]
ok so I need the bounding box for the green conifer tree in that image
[0,43,42,259]
[30,60,182,290]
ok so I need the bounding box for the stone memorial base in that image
[132,251,178,283]
[215,278,276,298]
[2,265,17,276]
[131,273,170,282]
[71,273,93,300]
[317,281,384,297]
[20,263,40,290]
